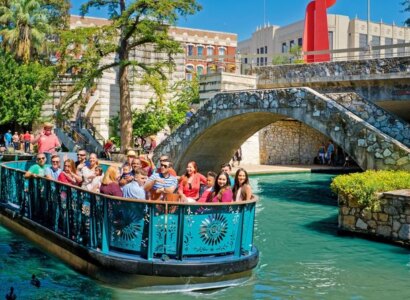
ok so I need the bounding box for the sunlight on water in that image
[1,172,410,299]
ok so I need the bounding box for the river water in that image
[1,172,410,299]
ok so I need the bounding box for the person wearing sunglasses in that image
[45,154,62,180]
[144,161,178,200]
[75,149,90,172]
[24,154,50,179]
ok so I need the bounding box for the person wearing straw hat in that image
[32,122,61,163]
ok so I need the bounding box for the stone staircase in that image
[325,92,410,148]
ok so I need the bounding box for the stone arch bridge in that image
[154,87,410,174]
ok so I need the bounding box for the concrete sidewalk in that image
[231,164,359,175]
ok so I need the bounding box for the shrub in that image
[331,170,410,208]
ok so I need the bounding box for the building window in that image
[359,33,368,59]
[218,47,226,61]
[264,46,267,53]
[244,58,248,64]
[256,48,259,54]
[185,65,194,80]
[385,37,392,57]
[298,38,303,46]
[371,36,380,57]
[257,57,260,66]
[206,46,214,57]
[282,42,287,53]
[260,47,264,54]
[187,45,194,56]
[397,39,405,55]
[290,40,295,50]
[197,46,203,57]
[264,57,268,65]
[328,31,334,50]
[197,65,204,75]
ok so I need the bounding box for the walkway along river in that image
[0,172,410,298]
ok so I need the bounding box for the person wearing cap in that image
[32,123,61,162]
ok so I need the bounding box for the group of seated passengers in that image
[24,150,253,203]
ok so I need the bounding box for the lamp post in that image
[367,0,372,54]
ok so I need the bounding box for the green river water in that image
[1,172,410,299]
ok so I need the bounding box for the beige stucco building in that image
[238,14,410,67]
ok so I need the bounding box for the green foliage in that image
[62,0,201,150]
[0,0,54,63]
[0,51,55,126]
[271,46,304,65]
[403,0,410,26]
[331,170,410,208]
[132,99,168,138]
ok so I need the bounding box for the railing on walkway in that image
[0,161,256,260]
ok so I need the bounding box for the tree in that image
[0,0,52,64]
[63,0,201,152]
[403,0,410,26]
[0,51,55,126]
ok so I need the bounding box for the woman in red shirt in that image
[58,159,82,186]
[178,161,207,202]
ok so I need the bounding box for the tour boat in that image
[0,160,258,290]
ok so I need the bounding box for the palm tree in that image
[0,0,50,63]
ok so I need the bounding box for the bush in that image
[331,170,410,208]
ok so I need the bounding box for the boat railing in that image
[0,161,256,261]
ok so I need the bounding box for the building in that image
[168,27,238,80]
[238,14,410,67]
[46,16,238,140]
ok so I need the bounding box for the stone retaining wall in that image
[338,189,410,246]
[260,120,328,165]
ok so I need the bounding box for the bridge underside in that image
[179,113,284,173]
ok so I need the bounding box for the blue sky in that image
[71,0,409,41]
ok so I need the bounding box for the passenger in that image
[220,163,234,186]
[144,161,178,200]
[232,168,253,201]
[58,159,82,186]
[100,166,123,197]
[125,150,137,167]
[198,171,217,203]
[81,153,99,191]
[24,153,50,178]
[139,155,154,176]
[122,168,147,200]
[89,166,104,192]
[75,149,89,171]
[4,130,12,149]
[178,161,207,202]
[119,159,140,187]
[154,155,177,176]
[211,171,233,203]
[45,154,62,180]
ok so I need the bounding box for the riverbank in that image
[232,164,360,175]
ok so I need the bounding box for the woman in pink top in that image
[211,172,233,203]
[178,161,207,202]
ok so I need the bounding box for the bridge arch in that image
[155,88,410,173]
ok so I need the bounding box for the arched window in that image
[197,46,204,58]
[197,65,204,75]
[185,65,194,81]
[218,47,226,61]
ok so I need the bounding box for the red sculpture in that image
[303,0,336,63]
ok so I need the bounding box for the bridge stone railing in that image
[256,56,410,88]
[325,92,410,148]
[155,87,410,172]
